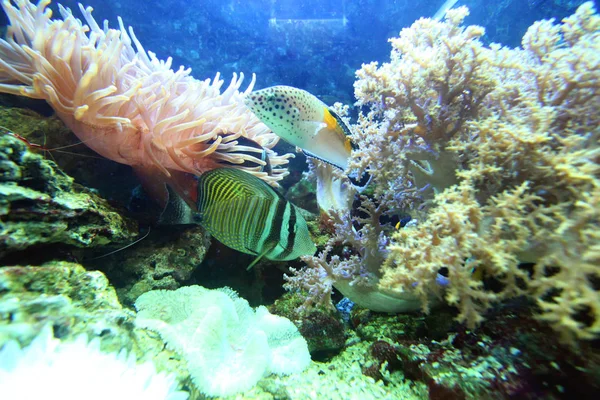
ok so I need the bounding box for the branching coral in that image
[0,0,292,186]
[287,3,599,343]
[354,6,495,195]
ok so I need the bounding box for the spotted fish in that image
[244,85,355,171]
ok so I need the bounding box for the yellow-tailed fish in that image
[244,85,355,172]
[160,168,316,268]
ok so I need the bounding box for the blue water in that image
[33,0,593,106]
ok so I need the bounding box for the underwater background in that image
[2,0,592,106]
[0,0,599,399]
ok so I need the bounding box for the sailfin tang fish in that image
[161,167,316,264]
[244,85,355,172]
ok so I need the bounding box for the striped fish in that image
[194,168,316,267]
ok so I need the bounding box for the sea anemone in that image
[0,0,292,186]
[0,325,188,400]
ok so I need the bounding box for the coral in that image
[269,292,347,358]
[381,3,600,342]
[0,261,194,390]
[0,0,292,186]
[0,324,187,400]
[288,3,600,343]
[353,5,495,196]
[263,340,429,400]
[361,340,404,383]
[134,285,311,397]
[0,132,138,260]
[265,298,599,399]
[350,307,456,343]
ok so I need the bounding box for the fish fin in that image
[322,107,339,131]
[212,168,276,200]
[302,149,346,171]
[314,162,353,215]
[132,166,170,210]
[246,242,277,270]
[133,166,200,225]
[158,184,196,225]
[133,167,199,211]
[327,107,357,150]
[304,151,371,192]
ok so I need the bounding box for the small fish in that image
[394,215,412,229]
[160,168,316,268]
[244,85,355,172]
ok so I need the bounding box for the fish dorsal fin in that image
[327,108,351,136]
[158,184,195,225]
[201,168,275,200]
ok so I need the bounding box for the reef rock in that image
[0,262,189,385]
[93,225,210,306]
[0,132,137,260]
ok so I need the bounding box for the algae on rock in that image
[0,133,138,260]
[93,226,210,306]
[0,262,190,387]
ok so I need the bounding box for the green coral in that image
[262,341,428,400]
[269,292,346,356]
[351,307,456,342]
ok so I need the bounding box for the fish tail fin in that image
[158,184,196,225]
[133,166,200,225]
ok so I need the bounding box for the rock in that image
[92,225,210,306]
[269,292,347,360]
[0,262,189,385]
[0,262,129,347]
[0,133,138,260]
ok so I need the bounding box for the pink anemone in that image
[0,0,292,186]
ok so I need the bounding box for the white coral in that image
[0,325,187,400]
[135,285,311,397]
